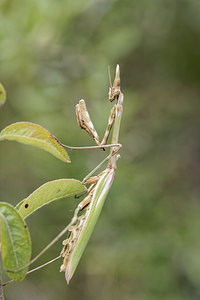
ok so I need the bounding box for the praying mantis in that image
[1,65,123,286]
[60,64,123,283]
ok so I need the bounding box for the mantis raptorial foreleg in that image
[76,99,116,148]
[76,99,101,146]
[101,104,116,146]
[76,65,121,149]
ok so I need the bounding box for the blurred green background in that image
[0,0,200,299]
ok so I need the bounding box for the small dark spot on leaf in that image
[24,225,27,228]
[57,189,61,193]
[25,204,29,208]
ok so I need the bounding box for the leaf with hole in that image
[17,179,87,219]
[0,202,31,281]
[0,122,70,163]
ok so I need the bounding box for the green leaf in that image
[0,83,6,107]
[0,202,31,282]
[0,122,70,163]
[17,179,86,219]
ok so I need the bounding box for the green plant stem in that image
[82,143,121,184]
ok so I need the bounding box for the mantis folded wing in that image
[60,169,115,283]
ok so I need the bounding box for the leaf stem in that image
[2,256,61,286]
[61,143,121,151]
[6,214,78,273]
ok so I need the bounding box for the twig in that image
[2,256,61,287]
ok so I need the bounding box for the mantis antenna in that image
[108,65,112,88]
